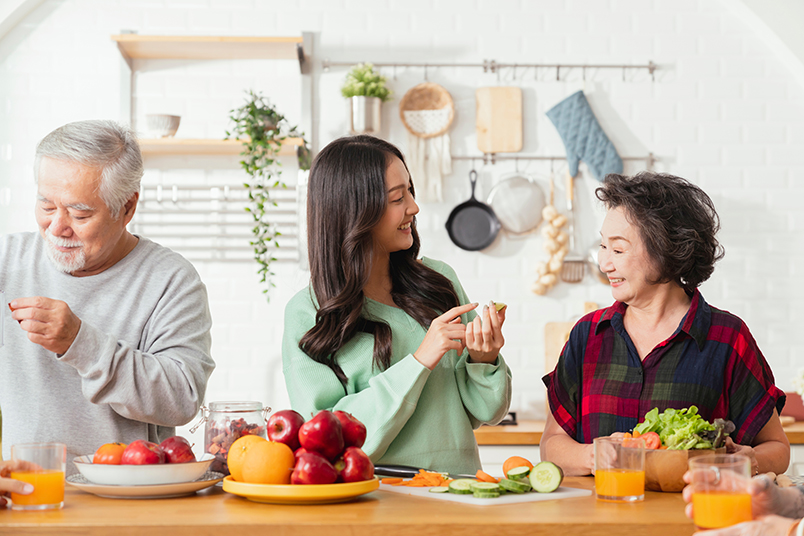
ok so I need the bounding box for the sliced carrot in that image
[381,478,403,485]
[475,470,498,483]
[632,430,641,438]
[623,432,632,439]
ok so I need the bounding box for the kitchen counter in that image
[474,420,804,445]
[3,477,701,536]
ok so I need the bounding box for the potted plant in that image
[225,90,310,300]
[341,63,392,134]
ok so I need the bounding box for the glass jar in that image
[191,401,271,475]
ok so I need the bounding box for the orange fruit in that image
[502,455,534,477]
[241,441,296,485]
[227,435,267,482]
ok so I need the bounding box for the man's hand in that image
[9,297,82,355]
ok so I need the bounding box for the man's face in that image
[35,157,135,276]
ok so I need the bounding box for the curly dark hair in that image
[595,172,725,291]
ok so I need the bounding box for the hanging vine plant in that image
[225,90,311,300]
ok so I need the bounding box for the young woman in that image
[282,136,511,474]
[541,171,789,476]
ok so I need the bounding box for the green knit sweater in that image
[282,258,512,474]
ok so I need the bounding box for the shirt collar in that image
[594,289,711,351]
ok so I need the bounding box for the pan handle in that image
[469,170,478,200]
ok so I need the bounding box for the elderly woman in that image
[541,171,789,476]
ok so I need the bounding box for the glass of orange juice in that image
[689,454,752,530]
[10,443,67,510]
[594,436,646,502]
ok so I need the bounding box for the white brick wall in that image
[1,1,803,450]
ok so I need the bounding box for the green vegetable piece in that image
[499,478,532,493]
[429,486,450,493]
[448,479,476,494]
[469,481,501,493]
[506,466,530,479]
[472,491,501,499]
[529,461,564,493]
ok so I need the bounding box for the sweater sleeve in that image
[282,288,431,461]
[57,265,214,427]
[435,259,512,427]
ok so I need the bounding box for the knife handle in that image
[373,465,420,479]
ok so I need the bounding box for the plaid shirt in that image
[543,290,785,445]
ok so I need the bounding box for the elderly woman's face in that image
[599,206,658,304]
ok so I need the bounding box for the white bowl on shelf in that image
[145,114,181,138]
[73,453,214,486]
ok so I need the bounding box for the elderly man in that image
[0,120,214,474]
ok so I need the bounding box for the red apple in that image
[334,446,374,483]
[333,411,367,448]
[291,452,338,485]
[294,447,312,460]
[298,410,344,461]
[121,440,166,465]
[159,436,197,463]
[267,409,306,451]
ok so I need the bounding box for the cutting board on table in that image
[379,483,591,506]
[476,87,522,153]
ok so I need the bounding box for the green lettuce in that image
[633,406,718,450]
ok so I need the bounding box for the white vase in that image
[348,96,381,135]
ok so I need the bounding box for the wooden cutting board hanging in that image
[476,87,523,154]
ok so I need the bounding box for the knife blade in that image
[374,464,477,480]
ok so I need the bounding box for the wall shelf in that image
[138,137,303,156]
[111,35,304,68]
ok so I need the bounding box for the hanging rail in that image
[451,153,655,168]
[322,59,657,81]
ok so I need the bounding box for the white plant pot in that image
[348,96,382,135]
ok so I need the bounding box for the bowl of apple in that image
[74,436,215,486]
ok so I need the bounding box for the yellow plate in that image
[222,476,379,504]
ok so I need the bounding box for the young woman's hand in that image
[466,302,506,364]
[414,303,478,370]
[0,459,36,508]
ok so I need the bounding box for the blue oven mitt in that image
[546,90,623,180]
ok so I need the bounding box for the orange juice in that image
[595,469,645,500]
[10,470,65,507]
[692,491,752,529]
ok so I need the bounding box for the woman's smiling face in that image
[598,206,659,305]
[372,155,419,255]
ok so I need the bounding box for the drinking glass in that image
[10,443,67,510]
[689,454,752,530]
[594,436,646,502]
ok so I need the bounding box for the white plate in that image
[73,453,215,485]
[66,471,223,499]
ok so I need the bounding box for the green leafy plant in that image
[225,90,310,300]
[340,63,392,102]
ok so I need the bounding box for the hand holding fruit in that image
[414,303,477,370]
[466,300,505,364]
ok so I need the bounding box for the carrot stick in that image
[381,478,404,485]
[476,470,498,483]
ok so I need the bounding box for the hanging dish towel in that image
[399,83,454,202]
[545,90,623,180]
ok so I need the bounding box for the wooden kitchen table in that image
[1,477,698,536]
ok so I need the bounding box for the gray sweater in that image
[0,232,214,474]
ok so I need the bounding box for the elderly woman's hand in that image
[0,459,36,508]
[724,437,759,476]
[688,516,798,536]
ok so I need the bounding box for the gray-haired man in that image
[0,120,214,474]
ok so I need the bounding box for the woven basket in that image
[398,82,455,139]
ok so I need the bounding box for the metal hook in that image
[514,157,520,173]
[556,65,560,81]
[424,64,428,81]
[583,66,586,82]
[623,66,626,82]
[512,63,517,80]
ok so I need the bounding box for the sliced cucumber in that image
[529,461,564,493]
[494,302,506,312]
[448,478,476,494]
[506,466,531,480]
[469,481,500,493]
[473,490,500,499]
[429,486,450,493]
[499,477,532,493]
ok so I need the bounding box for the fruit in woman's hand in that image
[121,440,166,465]
[333,411,367,448]
[292,451,339,485]
[227,435,267,482]
[494,302,506,312]
[93,442,127,465]
[334,446,374,483]
[502,455,533,478]
[241,441,295,485]
[267,409,306,451]
[298,410,344,461]
[159,436,197,463]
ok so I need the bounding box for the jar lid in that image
[208,401,263,412]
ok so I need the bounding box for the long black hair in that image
[300,135,459,385]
